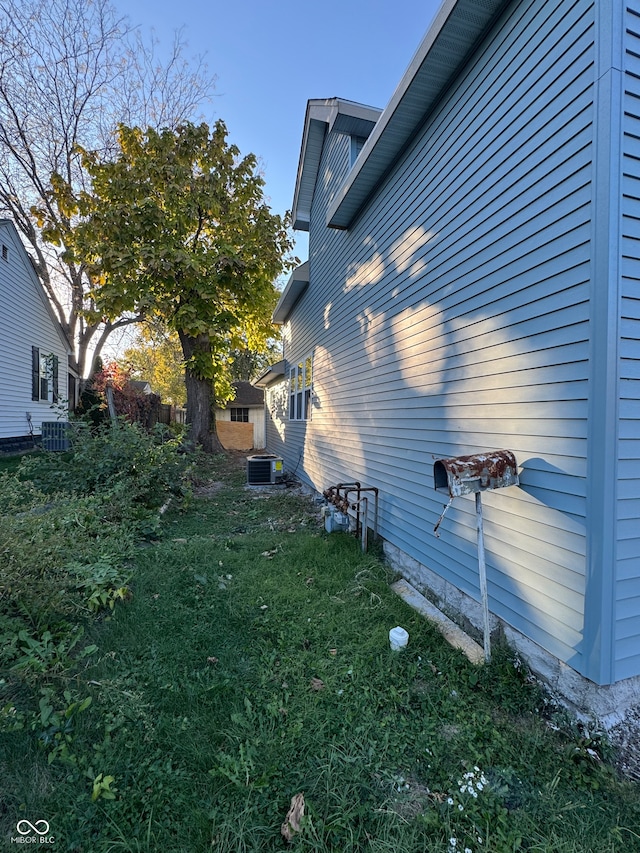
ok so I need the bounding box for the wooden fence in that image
[157,404,187,425]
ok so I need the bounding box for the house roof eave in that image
[254,359,286,389]
[0,219,73,356]
[326,0,510,229]
[272,260,310,325]
[291,99,382,232]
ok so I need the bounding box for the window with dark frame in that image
[31,347,59,403]
[230,407,249,422]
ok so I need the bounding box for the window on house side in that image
[230,407,249,422]
[288,355,313,421]
[31,347,58,402]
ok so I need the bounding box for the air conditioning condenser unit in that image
[246,454,284,485]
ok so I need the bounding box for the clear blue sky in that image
[114,0,443,259]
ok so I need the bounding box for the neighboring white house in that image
[0,219,71,450]
[258,0,640,719]
[215,381,266,450]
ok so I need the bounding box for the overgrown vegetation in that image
[0,421,190,774]
[1,449,639,851]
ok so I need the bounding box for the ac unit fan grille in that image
[247,459,273,484]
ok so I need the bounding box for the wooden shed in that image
[216,381,265,450]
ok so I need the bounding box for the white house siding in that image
[277,0,598,676]
[0,222,69,441]
[617,3,640,681]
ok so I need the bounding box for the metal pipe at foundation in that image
[323,483,379,549]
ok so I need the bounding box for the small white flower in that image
[465,848,473,853]
[447,797,454,805]
[458,803,464,811]
[449,840,457,848]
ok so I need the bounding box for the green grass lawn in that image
[1,454,639,852]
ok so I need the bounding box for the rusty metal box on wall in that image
[433,450,519,498]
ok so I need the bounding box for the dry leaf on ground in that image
[281,792,305,842]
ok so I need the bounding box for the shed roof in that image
[227,381,264,407]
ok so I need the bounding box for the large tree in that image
[0,0,215,377]
[50,121,294,451]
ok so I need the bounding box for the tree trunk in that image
[178,330,224,453]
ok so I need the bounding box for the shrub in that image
[19,418,191,509]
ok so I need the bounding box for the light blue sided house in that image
[257,0,640,719]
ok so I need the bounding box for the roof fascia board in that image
[326,0,510,229]
[292,100,334,231]
[272,260,310,325]
[254,359,286,388]
[328,101,383,135]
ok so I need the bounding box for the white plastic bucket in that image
[389,626,409,650]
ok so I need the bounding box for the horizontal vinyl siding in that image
[277,0,597,672]
[273,130,354,480]
[264,382,288,459]
[616,2,640,681]
[0,225,69,440]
